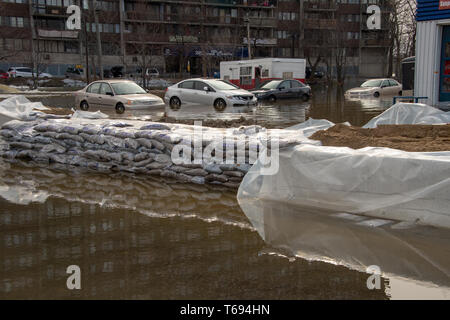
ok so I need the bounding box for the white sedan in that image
[8,67,53,79]
[345,79,402,98]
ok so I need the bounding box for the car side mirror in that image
[204,86,209,92]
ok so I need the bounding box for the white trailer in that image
[220,58,306,90]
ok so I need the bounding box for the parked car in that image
[251,79,312,102]
[110,66,124,78]
[8,67,53,78]
[74,79,164,114]
[345,79,402,98]
[164,78,258,111]
[306,67,324,79]
[65,67,83,79]
[0,69,9,79]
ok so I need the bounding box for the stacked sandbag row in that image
[0,119,293,188]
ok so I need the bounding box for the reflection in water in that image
[238,198,450,299]
[6,83,396,127]
[0,161,387,299]
[160,84,394,128]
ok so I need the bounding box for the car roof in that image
[89,79,136,84]
[364,78,397,81]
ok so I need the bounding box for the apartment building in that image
[0,0,391,78]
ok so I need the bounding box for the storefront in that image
[415,0,450,109]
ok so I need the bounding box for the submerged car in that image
[74,79,164,114]
[251,79,312,102]
[164,78,258,111]
[346,79,402,98]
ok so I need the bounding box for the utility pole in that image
[93,0,103,79]
[83,9,90,83]
[27,0,37,78]
[119,0,126,75]
[244,13,251,60]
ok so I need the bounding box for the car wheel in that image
[169,97,181,110]
[373,91,380,98]
[268,95,276,103]
[301,94,310,102]
[398,91,402,96]
[115,103,125,114]
[80,101,89,111]
[214,98,226,111]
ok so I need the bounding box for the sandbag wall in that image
[0,118,305,188]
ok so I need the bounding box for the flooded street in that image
[1,161,449,299]
[1,82,394,128]
[1,82,449,300]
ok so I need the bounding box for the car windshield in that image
[260,80,282,90]
[110,82,146,95]
[209,80,239,90]
[361,80,382,88]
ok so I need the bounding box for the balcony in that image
[243,37,277,46]
[248,17,277,28]
[362,39,391,47]
[37,29,79,39]
[304,2,337,11]
[304,19,337,30]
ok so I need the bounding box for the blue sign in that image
[417,0,450,21]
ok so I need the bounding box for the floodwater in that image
[2,83,394,128]
[1,83,449,299]
[1,161,449,299]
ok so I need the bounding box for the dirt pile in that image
[310,123,450,152]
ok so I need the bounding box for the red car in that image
[0,69,9,79]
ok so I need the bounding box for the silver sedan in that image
[164,78,258,111]
[74,80,165,114]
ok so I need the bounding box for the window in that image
[290,80,304,88]
[389,80,398,86]
[239,66,252,85]
[100,83,113,95]
[178,81,194,89]
[279,81,291,89]
[87,83,101,93]
[194,81,209,91]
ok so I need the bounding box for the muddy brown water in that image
[1,84,449,299]
[1,84,393,128]
[1,161,449,299]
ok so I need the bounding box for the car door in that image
[389,80,401,95]
[277,80,292,99]
[98,83,116,108]
[289,80,303,98]
[85,82,101,108]
[380,80,391,95]
[178,80,196,103]
[193,81,215,105]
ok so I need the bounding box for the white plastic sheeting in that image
[364,103,450,128]
[238,103,450,230]
[0,95,49,122]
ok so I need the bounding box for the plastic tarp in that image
[0,95,49,122]
[364,103,450,128]
[238,103,450,230]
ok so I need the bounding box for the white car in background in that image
[345,78,402,98]
[164,78,258,111]
[8,67,53,79]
